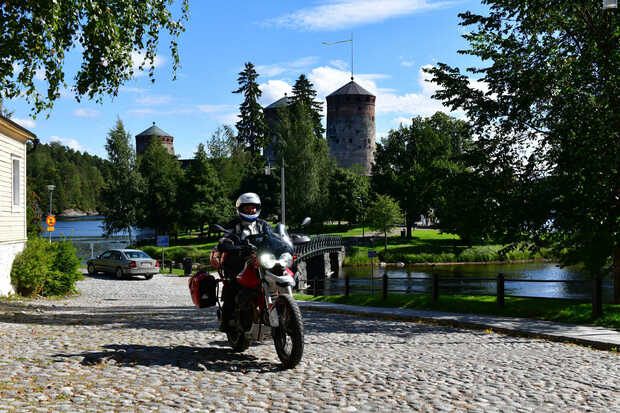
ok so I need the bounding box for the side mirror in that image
[300,217,311,227]
[210,224,227,233]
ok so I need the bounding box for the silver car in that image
[87,249,159,280]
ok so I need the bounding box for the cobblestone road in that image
[0,273,618,412]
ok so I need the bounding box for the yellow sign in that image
[46,215,56,226]
[47,227,55,232]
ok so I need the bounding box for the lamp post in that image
[46,185,55,242]
[266,158,286,226]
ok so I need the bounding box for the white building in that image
[0,115,36,296]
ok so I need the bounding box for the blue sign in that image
[368,250,378,258]
[157,236,169,247]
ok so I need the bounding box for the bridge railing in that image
[293,235,343,260]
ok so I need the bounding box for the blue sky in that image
[8,0,488,160]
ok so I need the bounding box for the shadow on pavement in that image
[53,343,283,373]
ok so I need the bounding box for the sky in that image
[7,0,489,160]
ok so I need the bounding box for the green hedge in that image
[11,238,83,297]
[138,245,211,264]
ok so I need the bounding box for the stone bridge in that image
[292,235,345,290]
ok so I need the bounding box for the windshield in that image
[125,251,150,259]
[249,226,293,256]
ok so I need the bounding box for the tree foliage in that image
[137,136,183,236]
[424,1,619,291]
[27,141,109,214]
[291,74,324,139]
[275,103,333,225]
[101,118,141,238]
[366,194,402,252]
[233,62,269,154]
[0,0,189,115]
[372,112,471,237]
[328,167,370,225]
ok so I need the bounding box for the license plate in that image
[141,263,151,267]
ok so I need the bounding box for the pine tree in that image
[233,62,269,155]
[291,74,324,139]
[101,118,141,240]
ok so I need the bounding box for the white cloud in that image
[73,108,101,118]
[131,51,166,77]
[34,67,46,81]
[265,0,450,31]
[256,56,319,78]
[10,117,36,129]
[259,80,293,105]
[135,94,172,105]
[48,136,86,152]
[197,104,236,113]
[330,60,349,71]
[401,60,415,67]
[391,117,413,126]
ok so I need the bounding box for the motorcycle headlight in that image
[278,252,293,268]
[259,253,277,269]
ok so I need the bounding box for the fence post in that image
[169,261,173,274]
[382,272,388,300]
[345,273,350,297]
[432,273,439,303]
[592,275,603,318]
[497,273,505,307]
[313,279,318,297]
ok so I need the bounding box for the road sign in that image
[46,215,56,226]
[157,236,169,247]
[368,250,378,258]
[46,227,55,232]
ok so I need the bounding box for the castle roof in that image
[264,96,293,110]
[136,122,172,137]
[327,79,374,97]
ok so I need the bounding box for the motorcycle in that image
[189,220,308,369]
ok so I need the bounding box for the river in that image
[42,217,612,302]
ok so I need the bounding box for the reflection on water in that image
[40,216,154,264]
[319,263,614,302]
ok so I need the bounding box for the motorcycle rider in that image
[217,192,271,332]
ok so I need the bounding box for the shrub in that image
[11,239,83,297]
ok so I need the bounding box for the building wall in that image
[326,94,376,175]
[0,127,28,296]
[136,135,175,156]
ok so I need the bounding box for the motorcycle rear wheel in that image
[271,294,304,369]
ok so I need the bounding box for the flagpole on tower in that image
[322,34,354,80]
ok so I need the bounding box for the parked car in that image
[87,249,159,280]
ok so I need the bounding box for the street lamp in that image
[46,185,55,242]
[265,158,286,226]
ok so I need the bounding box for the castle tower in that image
[135,122,174,156]
[263,95,293,164]
[326,79,376,175]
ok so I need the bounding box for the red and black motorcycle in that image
[189,222,305,369]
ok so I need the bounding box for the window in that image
[12,156,21,210]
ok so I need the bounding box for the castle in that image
[137,78,376,175]
[264,78,376,175]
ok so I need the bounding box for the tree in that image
[0,0,189,115]
[180,143,225,237]
[366,194,402,252]
[233,62,269,155]
[291,74,324,139]
[137,137,183,237]
[424,1,620,302]
[275,103,333,226]
[328,167,370,225]
[0,98,13,117]
[100,118,141,239]
[372,113,470,238]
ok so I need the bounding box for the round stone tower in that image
[326,78,375,175]
[135,122,175,156]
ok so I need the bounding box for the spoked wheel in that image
[226,327,250,353]
[271,294,304,369]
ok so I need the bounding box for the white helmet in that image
[236,192,261,222]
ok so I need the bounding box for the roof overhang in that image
[0,115,37,142]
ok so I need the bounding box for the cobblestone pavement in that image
[0,273,618,413]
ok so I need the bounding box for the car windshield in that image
[124,251,150,259]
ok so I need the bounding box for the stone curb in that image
[297,301,620,352]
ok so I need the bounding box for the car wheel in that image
[115,267,124,279]
[87,264,96,275]
[144,274,153,280]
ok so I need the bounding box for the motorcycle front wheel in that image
[271,294,304,369]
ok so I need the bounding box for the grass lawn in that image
[295,293,620,331]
